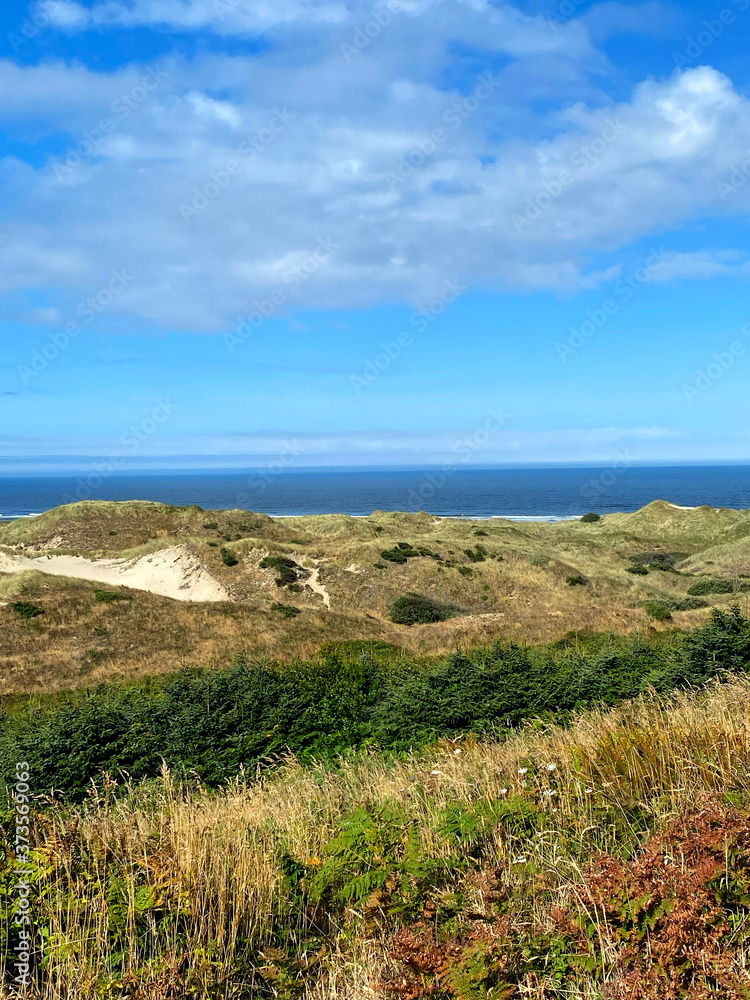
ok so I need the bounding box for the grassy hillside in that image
[1,500,749,693]
[5,645,750,997]
[2,496,750,997]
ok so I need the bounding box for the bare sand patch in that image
[0,545,229,602]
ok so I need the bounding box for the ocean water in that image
[1,465,749,521]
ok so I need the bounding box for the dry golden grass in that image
[11,677,750,998]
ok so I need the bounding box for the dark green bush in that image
[94,590,130,603]
[580,512,601,523]
[670,597,709,611]
[271,603,301,619]
[220,548,239,567]
[687,578,747,596]
[380,542,428,564]
[259,555,298,585]
[203,522,218,529]
[626,564,649,575]
[389,593,457,625]
[642,601,673,621]
[381,548,408,564]
[463,545,486,563]
[631,551,687,571]
[9,601,43,619]
[566,575,586,586]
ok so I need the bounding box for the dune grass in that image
[2,499,750,694]
[5,673,750,998]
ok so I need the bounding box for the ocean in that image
[1,465,749,521]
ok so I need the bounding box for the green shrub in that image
[670,597,709,611]
[631,551,687,571]
[203,521,218,529]
[566,575,586,586]
[271,603,301,619]
[463,545,486,563]
[381,542,426,564]
[381,548,408,564]
[626,564,649,575]
[259,555,299,585]
[389,592,458,625]
[580,512,601,523]
[642,601,673,621]
[688,579,746,596]
[220,548,239,567]
[9,601,43,619]
[457,565,473,577]
[474,529,488,536]
[94,590,130,603]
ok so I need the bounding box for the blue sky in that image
[2,0,750,471]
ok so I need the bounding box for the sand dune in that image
[0,545,229,602]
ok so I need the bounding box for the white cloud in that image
[4,0,750,332]
[647,250,750,282]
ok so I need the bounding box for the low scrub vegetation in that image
[9,601,43,619]
[259,554,300,586]
[380,542,440,564]
[1,608,749,803]
[640,596,708,620]
[388,592,458,625]
[4,617,750,997]
[688,578,750,595]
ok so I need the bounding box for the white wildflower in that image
[518,767,528,775]
[512,855,527,864]
[545,763,557,771]
[430,769,441,776]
